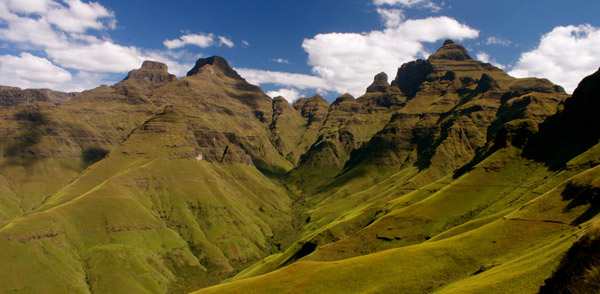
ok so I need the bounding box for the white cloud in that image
[236,68,330,91]
[266,88,301,103]
[476,51,506,70]
[374,0,425,6]
[46,41,143,72]
[0,52,121,92]
[302,16,479,96]
[241,40,250,47]
[377,8,404,28]
[0,52,72,88]
[485,36,511,46]
[163,33,234,49]
[218,36,234,48]
[373,0,442,12]
[272,58,290,64]
[0,4,66,49]
[4,0,51,14]
[46,0,115,33]
[163,33,216,49]
[0,0,200,90]
[509,24,600,93]
[142,50,194,77]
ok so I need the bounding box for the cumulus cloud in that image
[0,4,66,48]
[266,88,301,103]
[509,24,600,93]
[4,0,51,14]
[377,8,404,28]
[0,55,118,92]
[0,0,205,90]
[302,15,479,96]
[476,51,506,70]
[0,52,72,88]
[46,0,115,33]
[46,41,143,72]
[236,68,330,91]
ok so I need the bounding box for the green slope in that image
[0,42,597,294]
[194,50,598,293]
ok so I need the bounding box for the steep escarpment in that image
[1,41,599,294]
[203,41,587,293]
[287,40,566,204]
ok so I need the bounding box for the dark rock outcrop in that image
[524,68,600,168]
[475,73,500,93]
[366,72,390,93]
[187,56,243,80]
[391,60,435,98]
[0,88,50,106]
[122,61,177,86]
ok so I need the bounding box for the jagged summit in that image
[122,60,176,85]
[186,56,243,80]
[366,72,390,93]
[428,39,472,61]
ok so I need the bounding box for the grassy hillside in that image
[194,52,598,293]
[195,116,600,294]
[0,42,598,294]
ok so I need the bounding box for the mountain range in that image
[0,40,599,293]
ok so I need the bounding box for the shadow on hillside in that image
[561,182,600,226]
[3,109,49,165]
[81,147,110,167]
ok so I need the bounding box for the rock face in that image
[391,59,435,97]
[0,88,50,106]
[366,72,390,93]
[122,61,177,86]
[187,56,244,80]
[524,68,600,167]
[0,87,77,105]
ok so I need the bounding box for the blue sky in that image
[1,0,599,102]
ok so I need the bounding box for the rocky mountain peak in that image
[141,61,169,71]
[391,59,435,98]
[443,39,455,45]
[428,39,472,61]
[122,60,176,85]
[186,56,243,80]
[366,72,390,93]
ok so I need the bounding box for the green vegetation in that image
[0,43,599,294]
